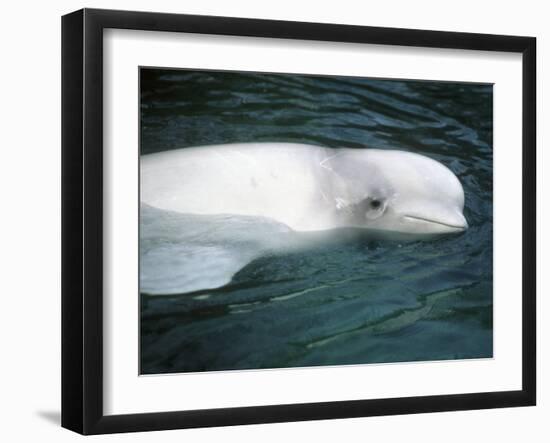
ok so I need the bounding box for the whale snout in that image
[402,211,468,234]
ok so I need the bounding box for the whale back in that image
[142,143,337,230]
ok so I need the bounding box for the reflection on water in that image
[140,69,493,374]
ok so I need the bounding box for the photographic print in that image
[139,68,493,375]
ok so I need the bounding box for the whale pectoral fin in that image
[140,242,257,295]
[139,205,292,295]
[140,206,260,295]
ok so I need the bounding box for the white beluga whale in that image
[140,143,467,295]
[142,143,467,234]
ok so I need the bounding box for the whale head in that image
[326,149,468,235]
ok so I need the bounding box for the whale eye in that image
[364,197,386,220]
[370,199,381,209]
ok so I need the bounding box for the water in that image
[140,68,493,374]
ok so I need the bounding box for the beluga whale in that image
[142,143,467,234]
[140,143,468,295]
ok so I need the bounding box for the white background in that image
[0,0,547,441]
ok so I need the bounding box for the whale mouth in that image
[403,215,468,231]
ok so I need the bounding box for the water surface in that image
[140,69,493,374]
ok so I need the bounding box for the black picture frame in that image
[61,8,536,435]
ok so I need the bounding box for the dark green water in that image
[140,68,493,374]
